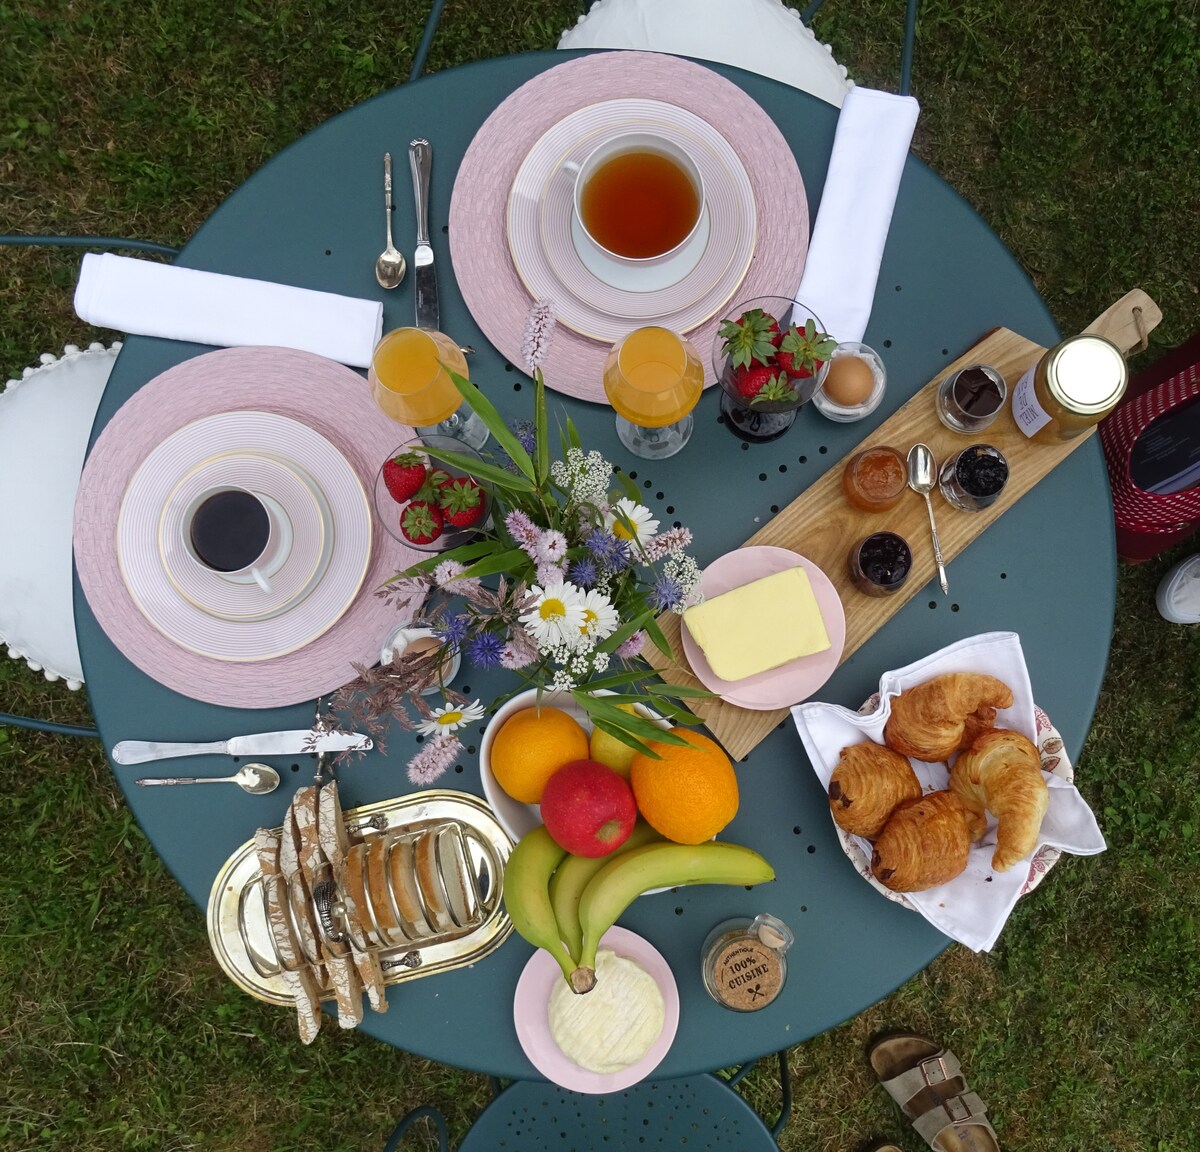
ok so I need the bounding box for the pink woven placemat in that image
[449,52,809,400]
[74,347,421,708]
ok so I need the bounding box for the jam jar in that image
[1012,334,1127,442]
[842,446,908,512]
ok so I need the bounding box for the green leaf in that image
[613,468,641,502]
[566,415,582,450]
[446,367,536,481]
[386,538,502,578]
[419,444,536,493]
[643,682,713,700]
[644,615,673,658]
[598,608,653,654]
[460,548,531,580]
[574,670,649,691]
[588,716,660,759]
[534,370,550,486]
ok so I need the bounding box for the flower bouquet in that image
[327,368,710,785]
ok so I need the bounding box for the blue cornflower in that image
[568,557,598,588]
[436,614,470,647]
[608,538,632,570]
[467,632,504,668]
[512,420,537,455]
[651,576,684,612]
[586,528,625,568]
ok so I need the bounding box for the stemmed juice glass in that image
[369,327,489,449]
[602,326,704,459]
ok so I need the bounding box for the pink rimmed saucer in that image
[507,98,756,341]
[116,410,366,661]
[74,347,424,707]
[450,52,809,402]
[681,545,846,709]
[513,926,679,1093]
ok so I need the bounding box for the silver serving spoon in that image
[375,152,407,290]
[135,762,281,795]
[907,443,949,595]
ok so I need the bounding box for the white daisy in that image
[416,699,486,738]
[519,580,587,649]
[578,588,620,641]
[605,498,659,547]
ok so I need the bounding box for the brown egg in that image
[823,355,875,408]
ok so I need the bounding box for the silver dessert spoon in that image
[135,762,281,795]
[375,152,407,290]
[907,443,949,595]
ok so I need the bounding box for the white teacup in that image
[182,486,292,594]
[563,132,706,266]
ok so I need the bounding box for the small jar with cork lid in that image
[702,913,794,1012]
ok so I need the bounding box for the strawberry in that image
[382,451,427,503]
[718,307,781,369]
[777,319,838,380]
[437,476,485,528]
[399,500,444,546]
[732,363,793,401]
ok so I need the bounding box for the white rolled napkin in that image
[74,253,384,369]
[791,632,1106,952]
[794,86,920,345]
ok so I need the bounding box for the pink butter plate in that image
[681,545,846,710]
[513,926,679,1094]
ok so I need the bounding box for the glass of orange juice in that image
[368,327,488,449]
[602,326,703,458]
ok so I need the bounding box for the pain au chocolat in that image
[828,741,923,839]
[884,672,1014,762]
[870,791,971,892]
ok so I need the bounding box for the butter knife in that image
[111,730,372,765]
[409,137,438,330]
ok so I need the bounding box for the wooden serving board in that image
[647,291,1160,760]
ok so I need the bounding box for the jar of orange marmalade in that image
[842,446,908,512]
[1012,334,1127,443]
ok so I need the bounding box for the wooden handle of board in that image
[1083,289,1161,355]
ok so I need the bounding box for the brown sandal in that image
[868,1033,1001,1152]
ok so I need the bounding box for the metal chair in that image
[385,1053,792,1150]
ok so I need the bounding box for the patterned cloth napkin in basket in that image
[791,632,1106,951]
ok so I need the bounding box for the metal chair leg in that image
[383,1104,450,1152]
[0,712,99,739]
[409,0,449,82]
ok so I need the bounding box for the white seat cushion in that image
[558,0,854,107]
[0,342,118,689]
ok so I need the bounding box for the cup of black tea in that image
[184,487,286,592]
[563,131,705,265]
[935,364,1007,433]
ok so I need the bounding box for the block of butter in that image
[684,567,831,681]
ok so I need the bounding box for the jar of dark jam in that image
[939,444,1009,511]
[849,531,912,597]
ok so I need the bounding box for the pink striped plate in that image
[118,411,367,660]
[507,99,756,341]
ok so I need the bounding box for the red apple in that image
[540,759,638,858]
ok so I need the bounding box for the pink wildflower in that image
[407,734,462,786]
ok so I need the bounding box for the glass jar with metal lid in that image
[1012,334,1128,442]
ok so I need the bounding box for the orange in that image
[489,706,590,804]
[629,730,739,844]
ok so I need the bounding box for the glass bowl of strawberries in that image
[711,296,836,442]
[374,435,491,551]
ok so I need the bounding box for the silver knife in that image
[409,137,438,330]
[111,730,372,765]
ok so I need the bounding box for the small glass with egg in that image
[812,342,887,422]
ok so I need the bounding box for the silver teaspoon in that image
[135,762,281,795]
[375,152,407,290]
[907,443,949,595]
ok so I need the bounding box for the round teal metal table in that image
[75,51,1114,1079]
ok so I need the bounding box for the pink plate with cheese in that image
[681,546,845,709]
[513,926,679,1093]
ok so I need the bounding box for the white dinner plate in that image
[117,410,371,662]
[507,98,756,341]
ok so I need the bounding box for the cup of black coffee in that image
[184,487,286,591]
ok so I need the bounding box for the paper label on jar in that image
[1012,362,1052,436]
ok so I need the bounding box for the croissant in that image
[828,741,923,839]
[950,728,1049,872]
[884,673,1014,762]
[871,791,971,892]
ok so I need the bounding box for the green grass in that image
[3,1,1199,1149]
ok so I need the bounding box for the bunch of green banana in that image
[503,823,774,995]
